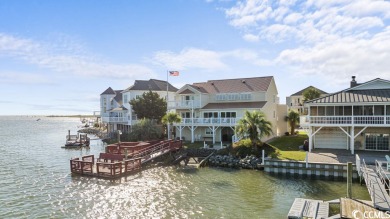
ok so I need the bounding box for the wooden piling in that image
[347,162,352,198]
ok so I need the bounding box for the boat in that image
[63,131,90,148]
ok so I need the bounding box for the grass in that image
[266,133,308,161]
[183,141,205,149]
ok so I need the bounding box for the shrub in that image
[295,131,299,135]
[285,132,290,136]
[232,139,262,157]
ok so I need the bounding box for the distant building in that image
[100,79,178,133]
[286,86,328,114]
[302,76,390,154]
[168,76,288,143]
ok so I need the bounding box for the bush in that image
[295,131,299,135]
[285,132,290,136]
[232,139,262,158]
[127,118,163,141]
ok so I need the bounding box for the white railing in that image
[101,117,129,123]
[167,100,201,109]
[376,160,390,195]
[175,117,241,125]
[306,116,390,125]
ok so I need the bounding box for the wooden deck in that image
[70,139,182,179]
[287,198,329,219]
[359,159,390,211]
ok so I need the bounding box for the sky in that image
[1,0,389,115]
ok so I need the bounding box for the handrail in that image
[376,160,390,195]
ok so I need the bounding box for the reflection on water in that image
[0,116,370,218]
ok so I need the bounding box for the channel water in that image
[0,116,369,218]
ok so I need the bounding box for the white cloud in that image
[222,0,390,83]
[0,33,155,81]
[243,33,260,42]
[0,71,55,85]
[152,48,228,71]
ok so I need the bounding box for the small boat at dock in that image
[63,130,90,148]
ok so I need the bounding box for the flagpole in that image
[166,70,170,139]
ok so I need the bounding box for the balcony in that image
[102,117,129,123]
[301,116,390,126]
[168,100,201,109]
[174,117,241,126]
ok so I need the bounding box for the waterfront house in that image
[302,76,390,154]
[100,79,178,133]
[169,76,288,144]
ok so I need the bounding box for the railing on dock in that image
[70,139,182,179]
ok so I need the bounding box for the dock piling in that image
[347,162,352,198]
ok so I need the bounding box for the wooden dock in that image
[287,198,329,219]
[70,139,182,179]
[359,159,390,211]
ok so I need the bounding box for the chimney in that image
[350,76,357,88]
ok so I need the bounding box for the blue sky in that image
[1,0,389,115]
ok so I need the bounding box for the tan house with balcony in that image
[287,86,328,114]
[169,76,288,144]
[302,76,390,154]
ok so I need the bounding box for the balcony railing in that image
[302,116,390,126]
[102,117,129,123]
[168,100,201,109]
[175,117,241,125]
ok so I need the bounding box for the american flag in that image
[169,71,179,76]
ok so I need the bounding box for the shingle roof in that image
[191,76,273,94]
[123,79,178,92]
[202,101,267,109]
[179,89,195,94]
[101,87,116,95]
[113,90,123,104]
[290,86,328,96]
[306,89,390,104]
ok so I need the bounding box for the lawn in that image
[183,141,204,149]
[265,133,308,161]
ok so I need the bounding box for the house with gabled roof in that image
[287,86,328,114]
[169,76,288,143]
[100,79,178,133]
[302,76,390,154]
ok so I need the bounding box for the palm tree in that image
[161,112,182,139]
[235,110,273,150]
[286,110,300,135]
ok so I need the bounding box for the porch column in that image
[191,125,194,143]
[308,126,313,152]
[179,126,182,140]
[350,126,355,154]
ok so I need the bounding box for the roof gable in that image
[347,78,390,91]
[123,79,178,92]
[179,88,195,94]
[290,86,328,96]
[191,76,273,94]
[101,87,116,95]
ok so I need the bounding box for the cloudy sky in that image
[1,0,389,115]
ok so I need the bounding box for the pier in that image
[70,139,182,179]
[357,155,390,211]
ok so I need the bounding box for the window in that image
[366,134,389,150]
[124,95,128,103]
[135,95,142,99]
[374,105,385,115]
[344,106,352,115]
[318,106,325,116]
[335,106,344,116]
[204,112,218,118]
[181,112,191,118]
[326,106,334,116]
[353,106,364,115]
[364,106,374,115]
[205,128,214,135]
[221,112,236,118]
[310,106,317,116]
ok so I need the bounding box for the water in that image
[0,116,369,218]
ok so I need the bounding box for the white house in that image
[169,76,288,144]
[302,76,390,154]
[100,79,178,133]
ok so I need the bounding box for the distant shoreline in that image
[0,115,97,118]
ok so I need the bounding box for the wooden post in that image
[262,150,265,165]
[305,151,309,168]
[68,130,70,141]
[125,149,128,159]
[347,162,353,198]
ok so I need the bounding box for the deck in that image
[70,139,182,179]
[287,198,329,219]
[357,156,390,211]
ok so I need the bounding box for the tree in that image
[125,118,162,141]
[286,110,300,135]
[161,112,182,139]
[130,90,167,122]
[303,87,321,102]
[235,110,273,150]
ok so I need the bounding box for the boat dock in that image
[357,155,390,211]
[70,139,182,179]
[287,198,329,219]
